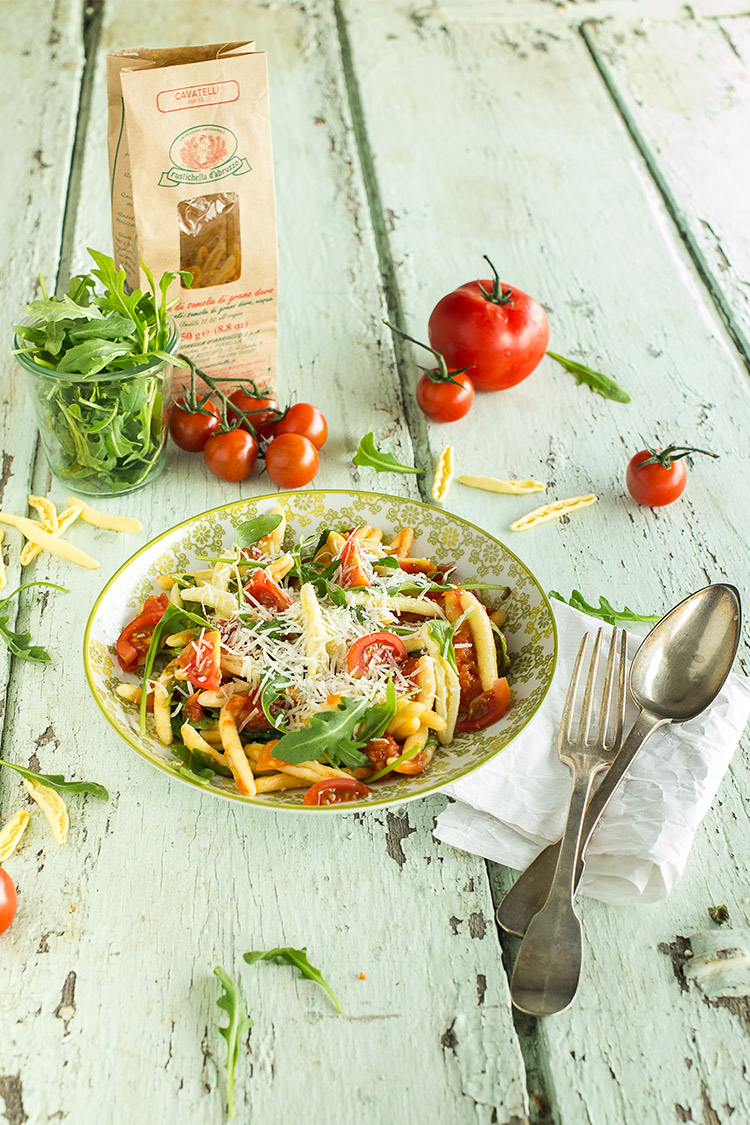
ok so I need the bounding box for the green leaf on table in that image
[353,431,423,475]
[235,514,283,548]
[0,760,108,800]
[243,947,342,1013]
[547,352,631,404]
[0,582,68,662]
[214,966,253,1119]
[549,589,661,627]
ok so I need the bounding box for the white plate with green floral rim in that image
[83,489,557,812]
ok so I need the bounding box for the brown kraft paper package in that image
[107,43,277,391]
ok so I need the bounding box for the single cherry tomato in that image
[244,568,293,611]
[348,631,408,675]
[337,533,373,589]
[428,256,549,391]
[274,403,328,449]
[203,429,259,482]
[384,320,475,423]
[169,397,221,452]
[625,443,717,507]
[176,630,222,691]
[416,372,474,422]
[228,389,281,441]
[303,778,372,806]
[455,677,510,733]
[0,869,17,934]
[264,433,319,488]
[116,594,170,673]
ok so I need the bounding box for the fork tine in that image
[613,629,628,747]
[577,627,603,744]
[562,634,589,742]
[595,628,619,746]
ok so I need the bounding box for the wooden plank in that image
[341,4,750,1122]
[0,0,83,697]
[0,2,529,1122]
[583,15,750,366]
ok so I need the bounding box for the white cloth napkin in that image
[434,600,750,904]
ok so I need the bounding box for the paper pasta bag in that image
[107,43,277,389]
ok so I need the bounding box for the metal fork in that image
[509,627,627,1017]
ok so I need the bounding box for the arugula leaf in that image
[243,947,342,1013]
[271,692,394,769]
[214,966,253,1118]
[549,589,661,627]
[353,431,423,475]
[354,679,397,745]
[373,555,400,569]
[427,608,473,676]
[235,514,283,548]
[0,582,67,662]
[490,620,510,672]
[547,352,631,404]
[0,760,108,800]
[259,672,289,730]
[139,604,213,734]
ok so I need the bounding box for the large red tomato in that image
[428,257,549,391]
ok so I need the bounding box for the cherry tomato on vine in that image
[384,320,475,423]
[203,429,259,482]
[428,256,549,391]
[348,631,408,675]
[169,397,221,452]
[0,869,17,934]
[303,778,372,806]
[455,677,510,733]
[626,443,718,507]
[264,433,319,488]
[416,372,474,422]
[274,403,329,449]
[228,389,280,440]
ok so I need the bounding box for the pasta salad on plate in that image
[84,491,556,811]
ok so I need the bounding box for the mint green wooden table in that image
[2,2,749,1122]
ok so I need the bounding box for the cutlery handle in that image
[509,765,600,1017]
[497,709,665,937]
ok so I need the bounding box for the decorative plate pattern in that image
[83,490,558,813]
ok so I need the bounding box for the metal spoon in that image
[497,583,741,942]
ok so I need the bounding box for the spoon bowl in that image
[632,584,741,721]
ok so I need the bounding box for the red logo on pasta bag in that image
[159,124,251,186]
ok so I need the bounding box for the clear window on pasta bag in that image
[178,193,241,289]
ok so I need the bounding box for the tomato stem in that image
[636,442,719,469]
[477,255,514,305]
[382,320,472,385]
[179,355,264,436]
